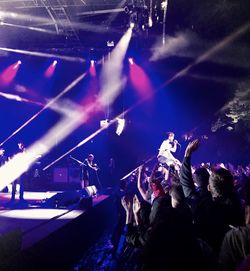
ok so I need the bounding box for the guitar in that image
[69,155,83,165]
[69,155,99,171]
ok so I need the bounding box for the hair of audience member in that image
[169,184,185,207]
[194,167,210,188]
[149,195,171,224]
[138,200,152,226]
[208,167,234,198]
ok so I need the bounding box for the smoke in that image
[150,30,193,61]
[150,29,250,69]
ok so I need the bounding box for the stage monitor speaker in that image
[84,185,97,197]
[53,167,68,183]
[43,191,81,208]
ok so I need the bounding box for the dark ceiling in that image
[0,0,249,51]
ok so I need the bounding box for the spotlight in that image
[116,118,125,136]
[128,58,134,65]
[161,0,168,9]
[13,60,21,69]
[90,60,95,66]
[53,60,57,66]
[106,41,115,47]
[100,119,109,128]
[130,22,135,29]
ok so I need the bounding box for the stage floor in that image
[0,191,109,250]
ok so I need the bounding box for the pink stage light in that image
[89,61,96,77]
[129,63,153,97]
[0,61,21,85]
[45,60,57,78]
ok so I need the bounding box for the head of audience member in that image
[194,167,210,189]
[167,132,175,142]
[169,184,185,208]
[138,200,152,226]
[149,195,171,224]
[208,167,234,199]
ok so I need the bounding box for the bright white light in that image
[161,0,168,9]
[98,26,133,107]
[53,60,57,66]
[128,58,134,65]
[90,60,95,66]
[14,60,22,69]
[148,17,153,28]
[116,118,125,136]
[130,22,135,29]
[0,208,83,220]
[100,119,109,128]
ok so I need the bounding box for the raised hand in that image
[121,196,132,213]
[185,139,200,157]
[132,194,141,215]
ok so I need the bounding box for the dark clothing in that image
[11,149,26,201]
[217,226,250,271]
[82,158,97,186]
[0,155,7,166]
[180,156,244,254]
[142,207,205,271]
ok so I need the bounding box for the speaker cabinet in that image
[53,168,68,183]
[68,167,81,183]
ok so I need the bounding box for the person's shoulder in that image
[224,226,250,243]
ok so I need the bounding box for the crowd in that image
[111,139,250,271]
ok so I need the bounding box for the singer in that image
[82,153,100,189]
[157,132,181,170]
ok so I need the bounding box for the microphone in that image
[174,140,181,146]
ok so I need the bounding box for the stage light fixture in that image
[128,58,134,64]
[130,22,135,29]
[14,60,22,69]
[116,118,125,136]
[107,41,114,47]
[100,119,109,128]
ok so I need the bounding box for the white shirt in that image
[157,139,177,165]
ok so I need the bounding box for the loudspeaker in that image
[53,168,68,183]
[43,191,81,208]
[84,185,97,196]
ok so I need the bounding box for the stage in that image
[0,191,115,271]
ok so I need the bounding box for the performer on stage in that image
[81,154,100,189]
[157,132,181,170]
[11,142,27,202]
